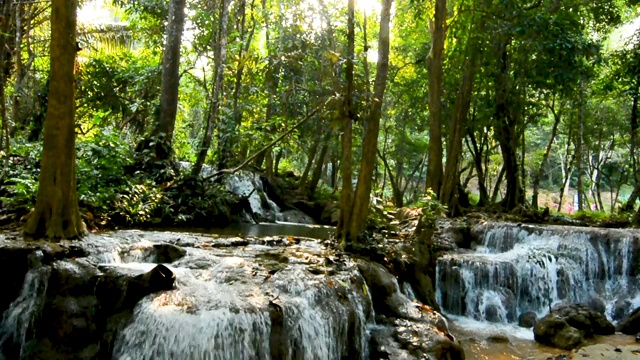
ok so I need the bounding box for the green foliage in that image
[0,141,42,211]
[418,189,447,227]
[571,210,609,223]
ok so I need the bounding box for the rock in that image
[278,209,316,224]
[534,304,615,350]
[534,315,584,350]
[573,344,640,359]
[487,334,510,344]
[587,297,607,314]
[518,310,538,328]
[613,298,632,322]
[152,243,186,263]
[618,307,640,335]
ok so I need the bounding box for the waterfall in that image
[0,265,51,360]
[436,224,639,324]
[109,245,369,360]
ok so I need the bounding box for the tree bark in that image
[337,0,355,240]
[193,0,231,176]
[24,0,86,240]
[624,81,640,211]
[493,38,523,210]
[150,0,186,159]
[425,0,446,196]
[347,0,392,239]
[440,58,475,215]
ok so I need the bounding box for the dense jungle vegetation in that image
[1,0,640,241]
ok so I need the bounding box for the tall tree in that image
[150,0,186,160]
[24,0,86,240]
[347,0,393,239]
[337,0,356,241]
[193,0,232,176]
[425,0,446,196]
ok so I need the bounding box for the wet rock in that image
[487,334,510,344]
[613,298,632,322]
[151,243,186,263]
[587,297,607,315]
[518,310,538,328]
[618,307,640,335]
[534,304,615,350]
[534,315,584,350]
[357,260,417,319]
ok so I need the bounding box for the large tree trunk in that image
[193,0,231,176]
[150,0,186,160]
[531,99,561,209]
[440,58,475,215]
[425,0,446,196]
[24,0,86,240]
[347,0,392,239]
[0,0,12,176]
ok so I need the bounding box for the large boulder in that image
[533,304,615,350]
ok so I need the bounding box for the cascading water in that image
[96,236,371,360]
[0,264,51,360]
[436,223,640,325]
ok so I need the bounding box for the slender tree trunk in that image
[226,0,256,168]
[337,0,356,240]
[0,0,12,176]
[532,100,561,209]
[440,58,475,214]
[150,0,186,160]
[624,82,640,211]
[193,0,231,176]
[24,0,86,240]
[466,129,489,206]
[577,96,584,211]
[299,130,321,189]
[309,140,329,194]
[425,0,446,196]
[347,0,392,239]
[378,149,403,207]
[491,166,506,203]
[493,38,523,210]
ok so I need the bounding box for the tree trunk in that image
[193,0,231,176]
[347,0,392,239]
[493,39,523,210]
[425,0,446,196]
[226,0,256,168]
[309,140,329,194]
[24,0,86,240]
[378,149,403,207]
[440,58,475,215]
[337,0,355,240]
[150,0,186,159]
[0,0,12,175]
[532,100,561,209]
[466,128,489,206]
[624,82,640,211]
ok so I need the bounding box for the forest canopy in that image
[1,0,640,239]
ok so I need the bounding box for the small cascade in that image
[225,171,281,222]
[0,265,51,359]
[436,223,640,324]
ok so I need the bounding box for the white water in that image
[99,237,370,360]
[436,224,638,324]
[0,265,51,360]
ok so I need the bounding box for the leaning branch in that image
[204,97,334,180]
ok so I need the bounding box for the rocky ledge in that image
[0,230,464,360]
